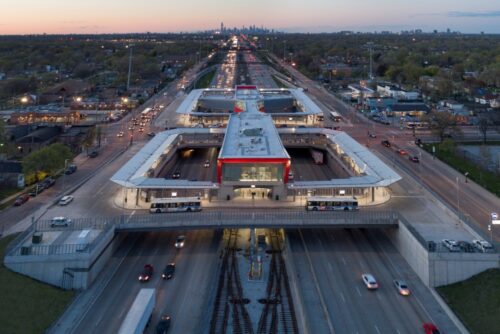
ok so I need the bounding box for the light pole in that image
[62,159,68,195]
[126,44,134,91]
[283,40,286,63]
[456,176,460,222]
[488,224,492,243]
[464,172,469,183]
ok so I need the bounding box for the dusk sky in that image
[1,0,499,34]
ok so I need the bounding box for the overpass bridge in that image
[34,210,399,233]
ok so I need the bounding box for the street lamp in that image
[456,176,460,222]
[464,172,469,183]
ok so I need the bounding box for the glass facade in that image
[222,163,284,182]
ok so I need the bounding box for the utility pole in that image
[283,40,286,62]
[366,42,374,80]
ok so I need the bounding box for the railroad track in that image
[210,229,254,334]
[256,230,299,334]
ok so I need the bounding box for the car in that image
[138,127,144,133]
[409,156,420,163]
[42,177,56,188]
[29,183,45,196]
[204,160,210,168]
[156,315,171,334]
[138,264,154,282]
[147,132,156,137]
[50,217,71,227]
[442,239,460,252]
[393,279,411,296]
[368,133,377,138]
[162,263,176,279]
[457,240,474,252]
[88,151,98,158]
[172,171,181,179]
[288,171,294,180]
[175,235,186,249]
[128,126,135,131]
[117,131,124,137]
[398,149,408,155]
[59,195,74,206]
[361,273,378,290]
[472,239,494,253]
[14,194,30,206]
[381,140,391,147]
[65,164,77,174]
[423,323,441,334]
[491,212,498,221]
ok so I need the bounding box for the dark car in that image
[65,164,77,175]
[162,263,176,280]
[42,177,56,188]
[138,264,154,282]
[156,315,171,334]
[29,183,45,196]
[88,151,98,158]
[458,240,474,252]
[381,140,391,147]
[172,171,181,179]
[409,156,420,163]
[147,132,156,137]
[14,194,30,206]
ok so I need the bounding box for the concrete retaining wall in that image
[4,227,125,290]
[386,221,499,287]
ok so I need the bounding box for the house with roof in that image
[386,103,430,117]
[0,161,24,188]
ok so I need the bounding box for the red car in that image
[138,264,154,282]
[14,194,30,206]
[423,323,440,334]
[409,156,420,163]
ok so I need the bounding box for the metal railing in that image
[9,243,91,256]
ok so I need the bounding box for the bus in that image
[305,196,358,211]
[405,121,429,129]
[118,289,156,334]
[330,111,342,122]
[141,107,152,119]
[150,197,202,213]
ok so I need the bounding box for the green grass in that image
[195,68,216,89]
[271,75,289,88]
[0,234,75,333]
[423,143,500,196]
[437,269,500,334]
[0,186,21,202]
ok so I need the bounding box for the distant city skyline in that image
[1,0,499,34]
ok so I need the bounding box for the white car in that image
[393,279,411,296]
[50,217,72,227]
[362,273,379,290]
[204,160,210,168]
[442,239,460,252]
[175,235,186,249]
[59,195,74,206]
[117,131,124,137]
[491,212,498,221]
[472,239,494,253]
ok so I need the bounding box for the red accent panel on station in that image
[235,85,257,90]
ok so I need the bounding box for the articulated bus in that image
[150,197,202,213]
[305,196,358,211]
[330,111,342,122]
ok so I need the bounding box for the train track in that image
[256,230,299,334]
[209,229,254,334]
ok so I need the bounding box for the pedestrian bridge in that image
[35,210,400,232]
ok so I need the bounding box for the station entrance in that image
[234,187,272,200]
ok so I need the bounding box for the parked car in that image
[204,160,210,168]
[59,195,74,206]
[423,323,440,334]
[50,217,72,227]
[172,171,181,179]
[457,240,474,252]
[381,140,391,147]
[393,279,411,296]
[147,132,156,137]
[29,184,45,196]
[14,194,30,206]
[162,263,176,279]
[442,239,460,252]
[472,239,494,253]
[175,235,186,249]
[156,315,171,334]
[138,264,154,282]
[42,177,56,188]
[398,149,408,155]
[117,131,124,137]
[88,151,98,158]
[361,273,379,290]
[409,156,420,163]
[65,164,77,174]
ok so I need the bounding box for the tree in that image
[424,111,457,142]
[22,143,72,181]
[81,126,96,153]
[478,113,493,144]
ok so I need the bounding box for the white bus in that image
[150,197,202,213]
[141,107,152,119]
[118,289,156,334]
[330,111,342,122]
[306,196,358,211]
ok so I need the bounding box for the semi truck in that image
[118,288,156,334]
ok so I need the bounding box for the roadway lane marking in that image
[396,330,402,334]
[340,292,346,303]
[374,325,381,334]
[341,257,346,265]
[355,286,362,297]
[126,210,136,223]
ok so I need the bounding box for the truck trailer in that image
[118,288,156,334]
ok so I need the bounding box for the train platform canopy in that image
[219,100,289,160]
